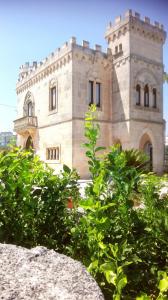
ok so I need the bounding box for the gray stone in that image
[0,243,104,300]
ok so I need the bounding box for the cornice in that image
[16,50,73,95]
[16,43,112,95]
[105,11,166,44]
[112,53,163,70]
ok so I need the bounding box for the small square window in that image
[46,147,60,161]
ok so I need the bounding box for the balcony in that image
[14,116,38,134]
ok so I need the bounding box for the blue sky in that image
[0,0,168,134]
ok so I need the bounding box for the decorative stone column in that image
[149,86,153,108]
[141,84,144,106]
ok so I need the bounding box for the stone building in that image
[14,10,167,178]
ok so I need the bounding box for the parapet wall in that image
[105,9,167,43]
[17,37,110,88]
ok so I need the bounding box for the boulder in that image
[0,243,104,300]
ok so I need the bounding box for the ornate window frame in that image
[23,91,35,117]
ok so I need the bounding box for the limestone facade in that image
[14,10,167,178]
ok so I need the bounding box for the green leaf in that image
[98,202,116,212]
[88,260,98,272]
[95,146,106,152]
[105,270,116,285]
[117,276,127,293]
[122,261,133,268]
[100,262,116,273]
[63,164,71,173]
[79,198,95,210]
[98,241,107,250]
[136,294,151,300]
[109,243,118,258]
[159,278,168,292]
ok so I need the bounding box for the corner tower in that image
[105,10,167,173]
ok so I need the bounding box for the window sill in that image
[134,105,159,112]
[113,51,123,59]
[96,106,102,112]
[88,104,102,111]
[45,160,61,164]
[48,109,58,116]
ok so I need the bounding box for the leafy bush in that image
[69,105,168,300]
[0,147,79,252]
[0,106,168,300]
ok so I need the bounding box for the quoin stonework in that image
[14,10,167,178]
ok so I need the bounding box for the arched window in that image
[23,91,35,117]
[144,141,153,171]
[136,84,141,105]
[153,88,157,108]
[144,85,149,107]
[27,101,33,117]
[114,139,122,151]
[139,133,153,171]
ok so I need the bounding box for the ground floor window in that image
[46,147,60,160]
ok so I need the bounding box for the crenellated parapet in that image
[105,9,167,44]
[16,38,111,94]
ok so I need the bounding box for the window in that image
[119,44,122,52]
[115,46,118,54]
[144,85,149,107]
[96,82,101,107]
[50,86,57,111]
[88,81,102,107]
[89,81,94,105]
[47,147,60,160]
[23,91,34,117]
[144,141,153,171]
[136,84,141,105]
[153,88,157,108]
[27,101,33,116]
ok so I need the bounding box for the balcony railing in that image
[14,116,37,134]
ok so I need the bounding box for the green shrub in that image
[0,106,168,300]
[0,147,79,252]
[70,105,168,300]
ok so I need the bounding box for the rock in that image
[0,243,104,300]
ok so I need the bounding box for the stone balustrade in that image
[14,116,37,134]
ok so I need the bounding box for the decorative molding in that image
[105,10,166,44]
[133,104,160,113]
[16,48,111,95]
[23,91,35,117]
[113,53,163,72]
[134,67,160,85]
[131,53,163,69]
[16,51,72,94]
[112,118,164,125]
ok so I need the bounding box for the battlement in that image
[107,9,165,30]
[105,9,166,43]
[18,37,108,84]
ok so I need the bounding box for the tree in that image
[163,72,168,83]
